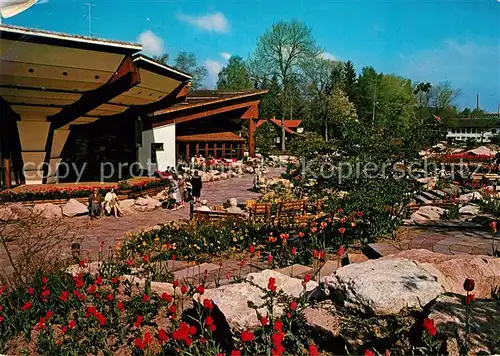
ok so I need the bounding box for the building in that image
[0,25,266,187]
[445,114,500,143]
[255,118,303,148]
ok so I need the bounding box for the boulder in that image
[119,199,136,209]
[0,206,18,221]
[459,191,483,202]
[384,249,500,298]
[154,189,171,201]
[429,295,500,354]
[201,173,212,183]
[323,258,444,315]
[458,204,479,215]
[219,173,228,180]
[33,203,62,220]
[410,206,446,221]
[62,199,88,217]
[303,300,341,336]
[135,197,149,206]
[246,269,319,297]
[134,204,155,212]
[145,195,162,208]
[201,270,318,331]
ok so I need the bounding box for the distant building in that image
[255,118,303,146]
[445,114,500,143]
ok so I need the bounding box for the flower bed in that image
[438,153,492,163]
[0,179,172,203]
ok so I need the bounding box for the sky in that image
[3,0,500,111]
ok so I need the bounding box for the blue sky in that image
[3,0,500,111]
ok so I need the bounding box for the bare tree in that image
[249,20,321,152]
[0,203,81,282]
[429,81,461,113]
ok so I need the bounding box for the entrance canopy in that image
[0,25,192,127]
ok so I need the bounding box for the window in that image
[472,128,476,133]
[151,143,164,164]
[466,128,471,133]
[493,129,497,134]
[451,128,456,133]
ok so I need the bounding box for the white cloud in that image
[398,40,499,110]
[137,30,164,56]
[220,52,231,61]
[204,59,223,88]
[321,52,337,61]
[177,12,229,33]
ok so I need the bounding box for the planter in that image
[119,189,132,195]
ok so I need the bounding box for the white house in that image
[445,115,500,143]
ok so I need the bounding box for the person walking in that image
[190,170,203,203]
[177,176,186,208]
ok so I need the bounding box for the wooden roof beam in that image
[48,55,141,129]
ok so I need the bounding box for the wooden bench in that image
[275,199,309,227]
[190,209,246,222]
[249,202,272,223]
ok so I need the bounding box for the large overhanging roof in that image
[0,25,191,128]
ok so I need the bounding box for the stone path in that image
[368,226,500,257]
[0,171,280,275]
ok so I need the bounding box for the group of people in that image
[169,170,203,210]
[88,187,121,220]
[195,197,247,216]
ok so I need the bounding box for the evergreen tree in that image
[217,56,253,90]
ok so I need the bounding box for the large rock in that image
[201,270,318,331]
[459,191,483,202]
[410,206,446,221]
[119,199,136,209]
[323,258,444,315]
[458,204,479,215]
[62,199,88,217]
[429,295,500,354]
[384,249,500,298]
[246,269,319,297]
[134,196,160,212]
[201,173,213,183]
[33,203,62,220]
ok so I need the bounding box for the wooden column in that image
[3,158,11,189]
[196,143,199,155]
[239,144,244,159]
[176,143,179,163]
[186,143,190,160]
[214,143,217,158]
[222,143,226,158]
[230,144,233,158]
[248,118,256,157]
[205,143,209,157]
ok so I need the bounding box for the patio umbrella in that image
[0,0,37,20]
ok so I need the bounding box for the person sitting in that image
[196,200,211,212]
[104,187,121,217]
[88,188,103,220]
[226,198,245,215]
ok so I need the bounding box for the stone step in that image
[430,189,447,198]
[174,263,221,281]
[274,264,313,278]
[414,195,433,204]
[346,253,369,264]
[420,191,438,201]
[150,260,191,272]
[365,242,402,258]
[316,260,341,279]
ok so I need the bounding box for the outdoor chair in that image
[249,202,272,224]
[276,199,308,227]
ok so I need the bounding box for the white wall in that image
[153,123,176,171]
[137,124,176,174]
[446,127,498,143]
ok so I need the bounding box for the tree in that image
[302,57,344,140]
[357,66,380,124]
[217,56,253,90]
[429,81,461,113]
[173,52,208,89]
[249,20,321,152]
[343,60,358,104]
[325,88,358,141]
[152,53,169,65]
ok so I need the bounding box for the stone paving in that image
[370,226,500,257]
[0,172,275,275]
